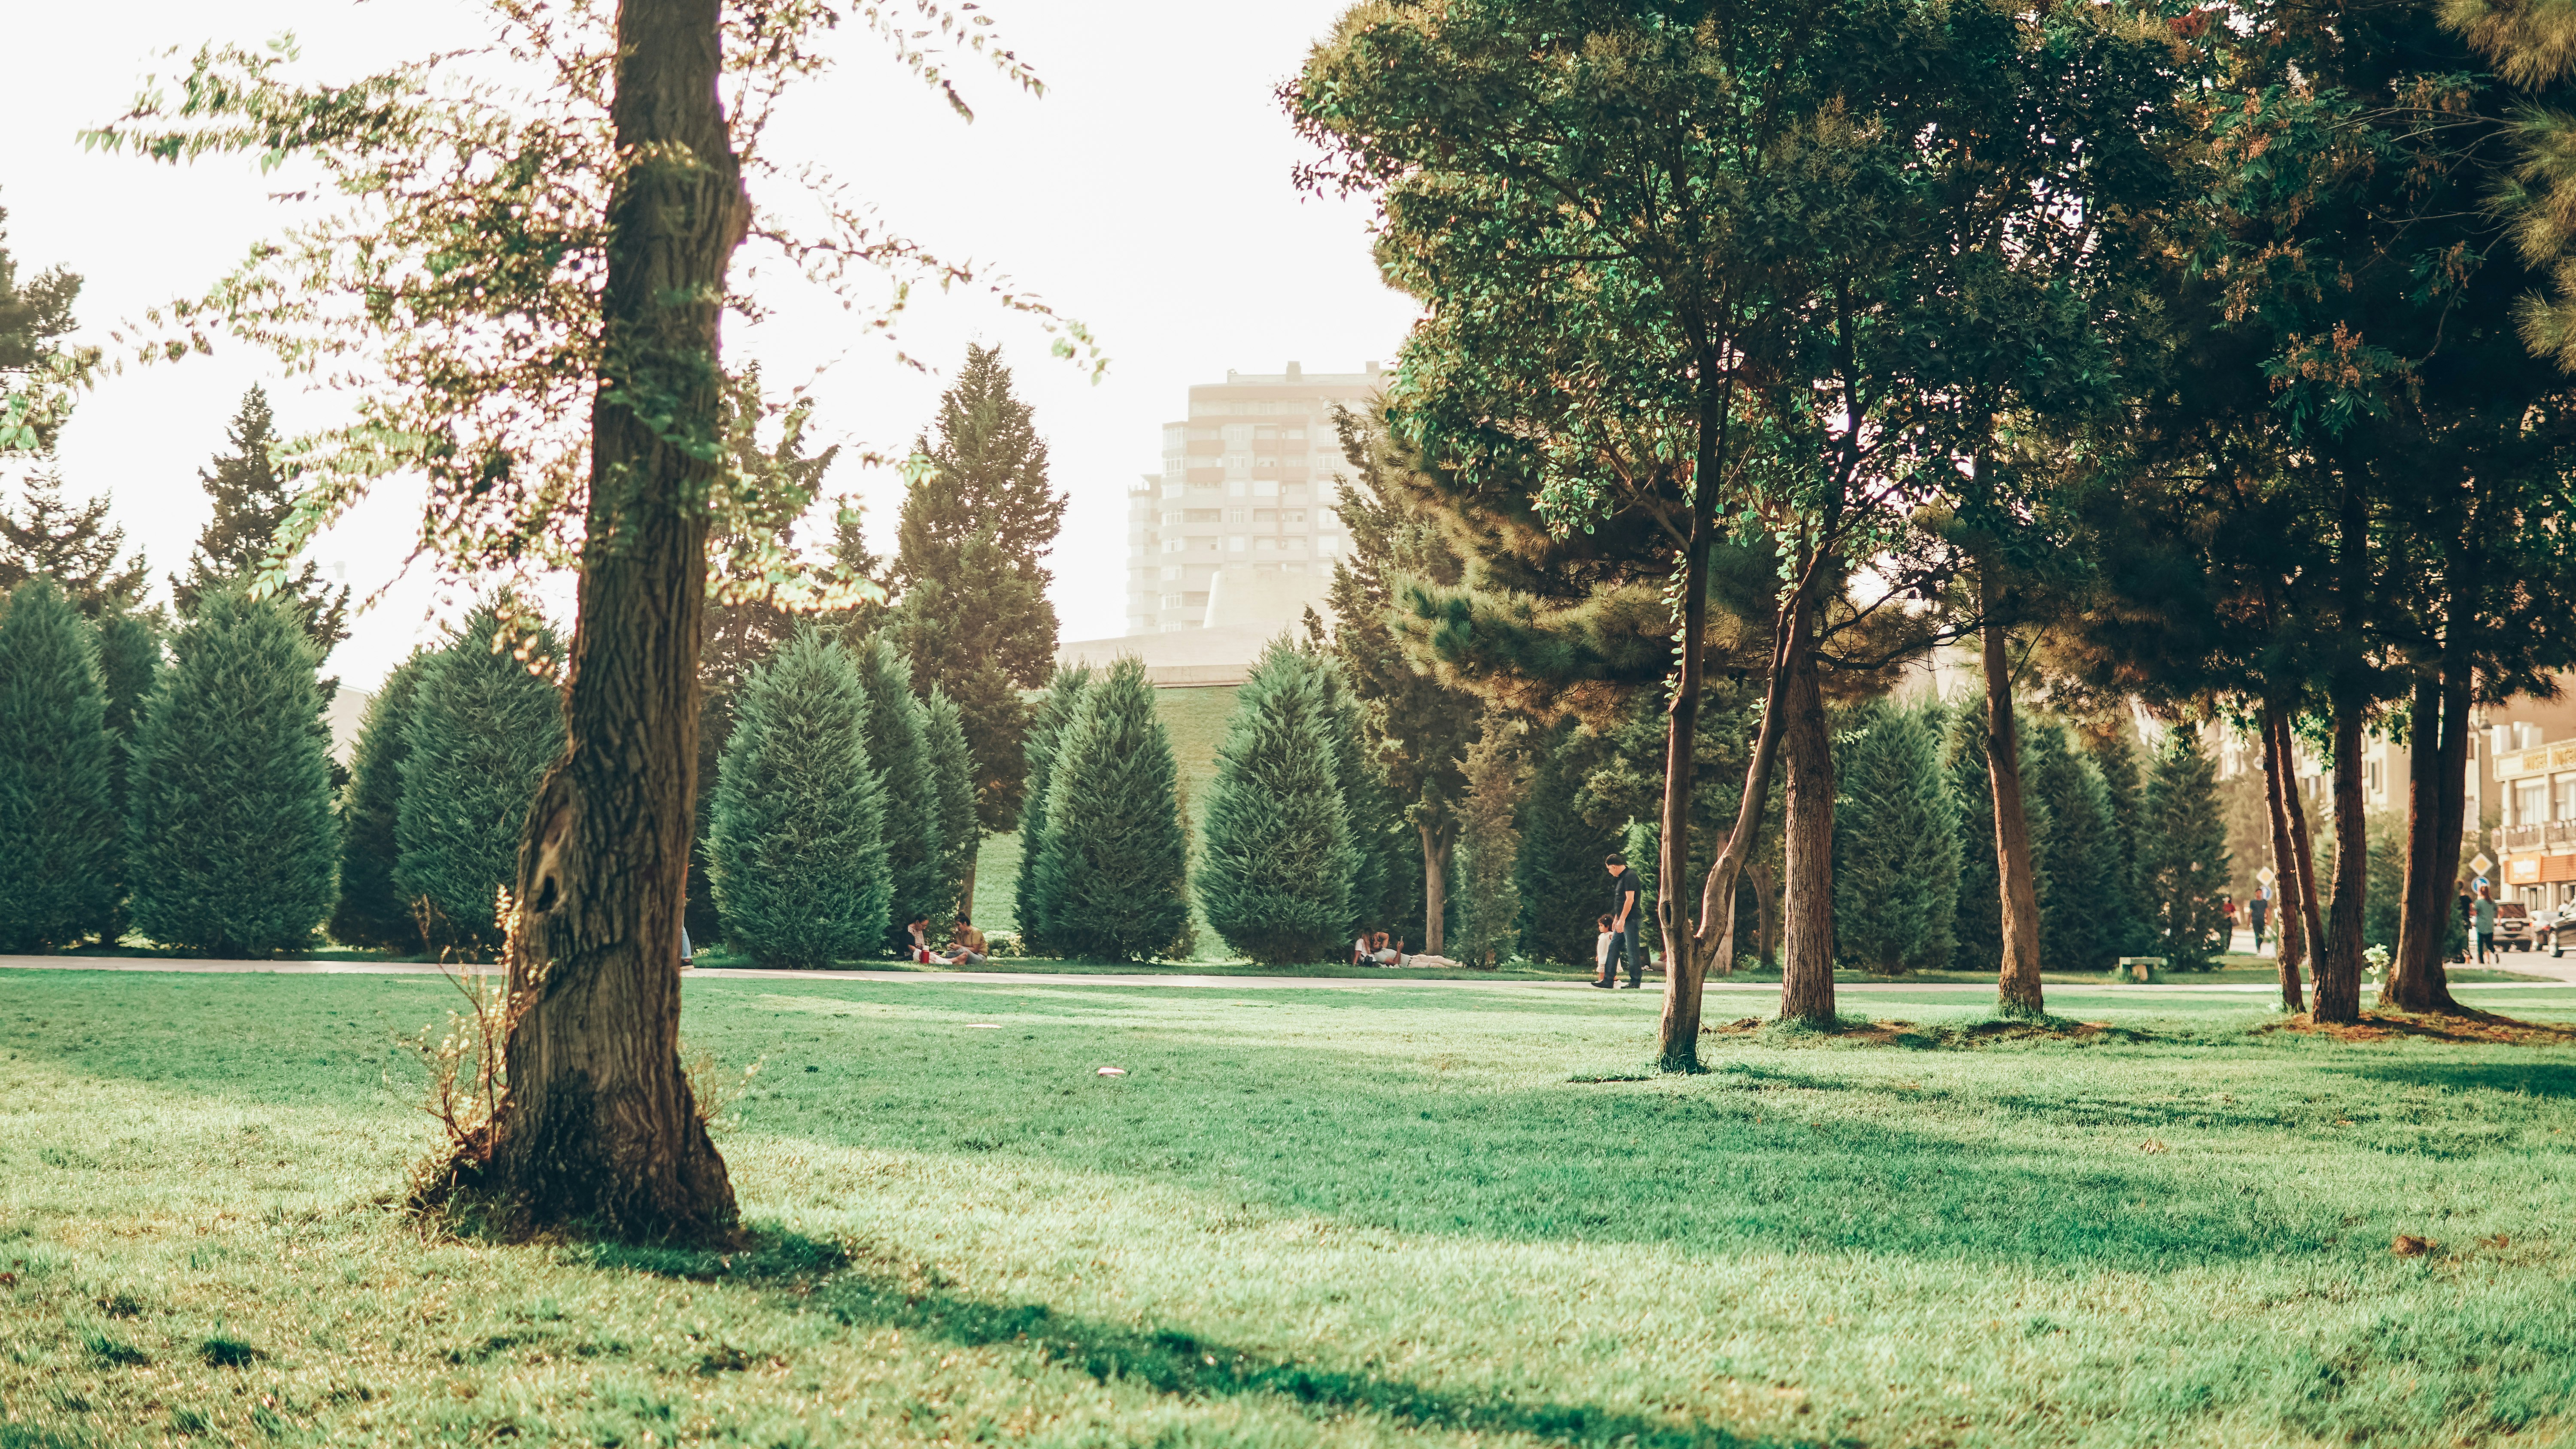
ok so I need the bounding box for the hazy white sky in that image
[0,0,1419,691]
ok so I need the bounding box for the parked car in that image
[2496,900,2534,950]
[2533,907,2570,956]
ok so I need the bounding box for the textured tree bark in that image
[473,0,747,1241]
[2315,700,2369,1024]
[1981,570,2044,1019]
[2272,710,2327,985]
[2259,704,2306,1014]
[2385,662,2467,1012]
[1419,816,1455,956]
[1748,859,1780,971]
[1650,421,1718,1065]
[1777,610,1836,1025]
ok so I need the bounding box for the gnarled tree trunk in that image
[1981,564,2044,1018]
[1777,604,1836,1025]
[2259,702,2306,1014]
[474,0,747,1241]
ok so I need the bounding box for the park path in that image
[3,955,2573,998]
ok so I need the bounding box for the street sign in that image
[2471,852,2496,876]
[2255,865,2277,886]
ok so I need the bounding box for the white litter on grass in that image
[966,1024,1002,1029]
[1096,1067,1127,1076]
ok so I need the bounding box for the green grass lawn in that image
[7,970,2576,1447]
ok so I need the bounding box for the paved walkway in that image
[5,956,2573,998]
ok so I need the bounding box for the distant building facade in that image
[1124,362,1381,636]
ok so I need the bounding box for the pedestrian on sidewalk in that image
[1601,854,1642,989]
[2473,885,2500,963]
[2248,888,2271,957]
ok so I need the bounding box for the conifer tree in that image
[1832,702,1961,975]
[1014,664,1093,952]
[330,649,433,952]
[1513,721,1623,965]
[1034,656,1191,961]
[2142,727,2232,969]
[922,685,979,917]
[1948,705,2052,972]
[0,203,99,457]
[855,634,945,936]
[94,606,160,941]
[1199,642,1357,964]
[1453,724,1527,968]
[2027,721,2122,973]
[0,470,146,616]
[2086,723,2153,955]
[396,605,565,956]
[172,385,349,655]
[0,580,116,950]
[883,345,1065,835]
[708,630,890,968]
[1312,653,1397,932]
[126,590,337,956]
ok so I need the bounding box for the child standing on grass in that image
[1593,914,1614,980]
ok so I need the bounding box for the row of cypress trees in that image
[0,579,340,955]
[699,631,978,967]
[1015,656,1194,961]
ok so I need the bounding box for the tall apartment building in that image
[1124,362,1383,635]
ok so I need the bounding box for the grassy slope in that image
[6,972,2576,1447]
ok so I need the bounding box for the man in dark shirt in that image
[2248,888,2271,955]
[1600,853,1643,989]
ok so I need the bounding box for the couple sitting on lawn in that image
[907,914,987,965]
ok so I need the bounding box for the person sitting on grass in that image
[936,915,988,966]
[1352,931,1375,967]
[905,916,934,963]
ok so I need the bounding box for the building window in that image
[2517,780,2548,825]
[2557,776,2576,820]
[1229,536,1248,553]
[1162,593,1185,608]
[1160,566,1181,582]
[1224,507,1250,524]
[1187,509,1223,523]
[1228,479,1247,497]
[1254,509,1277,524]
[1252,478,1279,497]
[1283,509,1306,524]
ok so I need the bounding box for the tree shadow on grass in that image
[2339,1061,2576,1099]
[587,1229,1840,1449]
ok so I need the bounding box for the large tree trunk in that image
[1981,567,2044,1018]
[1419,816,1454,956]
[474,0,747,1241]
[2315,700,2369,1024]
[1777,609,1836,1025]
[2385,661,2467,1012]
[2259,702,2306,1014]
[1749,859,1780,970]
[2272,709,2327,984]
[1650,409,1719,1061]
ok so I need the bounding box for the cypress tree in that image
[330,649,433,952]
[2086,723,2153,955]
[396,605,565,956]
[0,580,117,950]
[1200,642,1357,964]
[94,605,160,942]
[1832,701,1961,975]
[2142,726,2232,968]
[1317,657,1397,934]
[855,635,945,936]
[708,629,891,968]
[1014,664,1094,953]
[1034,656,1191,961]
[1513,721,1622,965]
[922,684,979,918]
[1454,725,1526,968]
[126,590,337,956]
[1948,704,2053,972]
[2026,721,2122,973]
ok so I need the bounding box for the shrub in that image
[1199,642,1356,964]
[126,590,337,956]
[330,649,433,952]
[396,605,564,956]
[0,580,118,950]
[1033,656,1190,961]
[1013,665,1094,954]
[708,629,890,968]
[1832,701,1961,974]
[855,635,945,938]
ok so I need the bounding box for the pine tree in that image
[0,470,146,616]
[1832,702,1961,974]
[330,649,434,952]
[1513,721,1623,965]
[1948,704,2053,973]
[0,580,116,950]
[0,204,98,457]
[126,590,337,956]
[396,605,565,956]
[2142,726,2231,969]
[708,629,891,968]
[171,385,350,656]
[2026,721,2122,973]
[922,685,980,919]
[2085,722,2153,955]
[884,345,1066,835]
[1034,656,1191,961]
[1199,642,1357,964]
[94,606,160,942]
[1014,665,1093,953]
[1454,724,1527,968]
[1315,656,1400,934]
[855,635,945,937]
